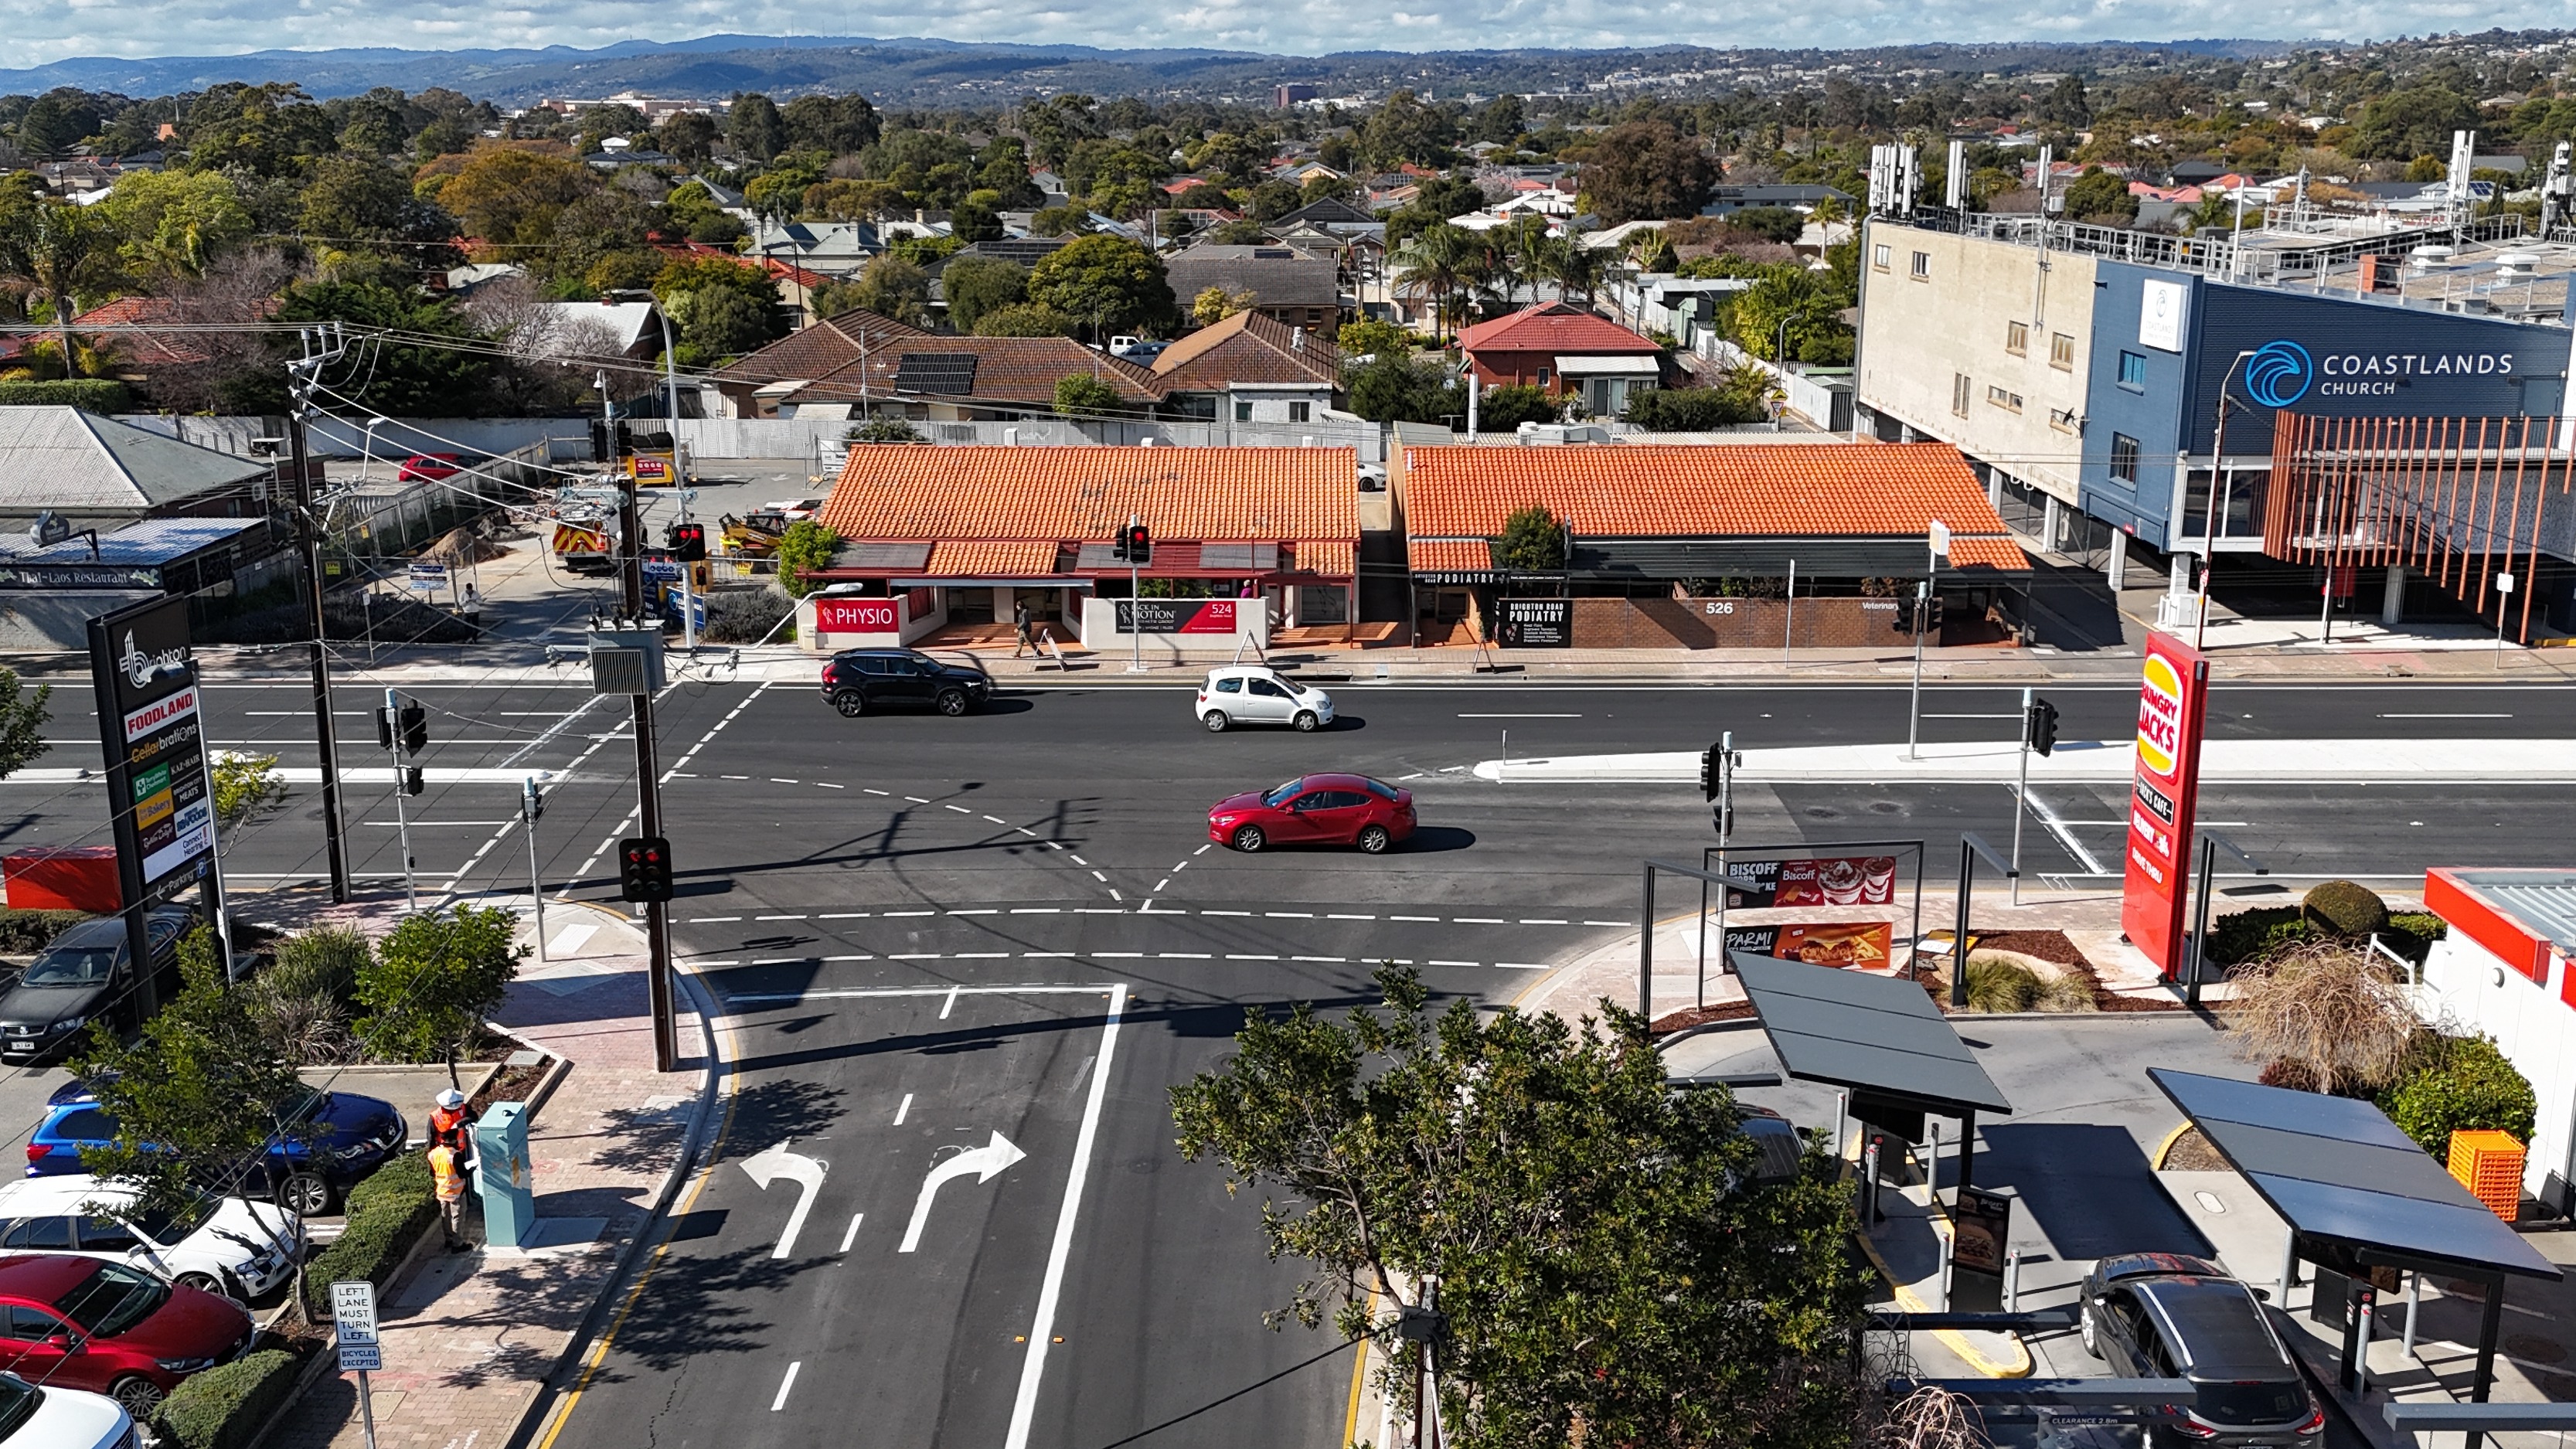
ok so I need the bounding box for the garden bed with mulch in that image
[1903,929,2183,1014]
[1650,1000,1759,1034]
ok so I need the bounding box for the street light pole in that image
[1907,522,1950,761]
[2197,350,2257,651]
[284,349,352,903]
[2010,687,2031,905]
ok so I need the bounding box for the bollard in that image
[2006,1248,2022,1313]
[2357,1293,2377,1396]
[1938,1231,1953,1311]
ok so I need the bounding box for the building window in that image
[1536,366,1553,386]
[2118,350,2148,390]
[1873,243,1892,270]
[1910,251,1931,279]
[2109,432,2141,483]
[2005,321,2028,355]
[1288,400,1312,423]
[2050,332,2076,369]
[1986,384,2023,413]
[2049,406,2081,434]
[1952,372,1971,417]
[1234,400,1254,421]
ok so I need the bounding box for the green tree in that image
[2061,166,2139,223]
[1172,965,1869,1448]
[1580,121,1723,224]
[1499,503,1566,570]
[354,904,526,1083]
[1343,353,1465,425]
[67,930,311,1223]
[972,302,1080,337]
[1053,372,1125,417]
[0,666,51,781]
[781,93,882,155]
[223,281,494,415]
[654,255,783,362]
[430,146,597,253]
[210,751,284,848]
[1359,90,1456,169]
[658,112,721,165]
[1478,384,1562,432]
[1395,223,1480,341]
[93,171,255,284]
[1337,318,1419,359]
[2038,75,2093,127]
[814,253,932,329]
[0,197,118,369]
[1025,233,1176,339]
[939,255,1027,334]
[775,519,841,598]
[2350,86,2479,162]
[729,93,787,163]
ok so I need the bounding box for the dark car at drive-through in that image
[0,910,192,1066]
[2079,1253,2325,1447]
[820,649,992,718]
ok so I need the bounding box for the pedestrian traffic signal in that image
[521,778,544,823]
[1125,523,1151,565]
[669,522,707,562]
[1700,742,1724,801]
[2026,696,2060,757]
[399,704,427,756]
[402,766,425,797]
[619,836,673,903]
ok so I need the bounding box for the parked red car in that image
[0,1254,250,1419]
[396,453,464,482]
[1208,774,1416,853]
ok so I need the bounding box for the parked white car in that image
[0,1176,298,1302]
[1196,667,1335,733]
[0,1373,134,1449]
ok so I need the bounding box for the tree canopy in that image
[1025,234,1176,338]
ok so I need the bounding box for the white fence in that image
[1692,338,1853,433]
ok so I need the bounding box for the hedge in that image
[2204,905,2448,971]
[0,379,131,413]
[152,1349,302,1449]
[2380,1033,2537,1156]
[301,1153,437,1318]
[0,908,97,954]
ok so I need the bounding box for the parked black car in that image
[0,910,193,1065]
[821,649,992,718]
[2078,1253,2325,1447]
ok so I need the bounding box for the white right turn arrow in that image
[898,1130,1028,1253]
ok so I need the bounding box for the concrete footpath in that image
[264,902,711,1449]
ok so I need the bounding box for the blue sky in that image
[9,1,2556,70]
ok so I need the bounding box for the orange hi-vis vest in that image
[427,1107,469,1151]
[428,1145,465,1203]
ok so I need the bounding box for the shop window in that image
[2109,432,2141,484]
[2050,332,2076,369]
[1952,372,1971,417]
[2118,350,2148,390]
[2005,321,2028,355]
[1298,585,1349,623]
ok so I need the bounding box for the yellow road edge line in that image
[535,974,744,1449]
[2149,1120,2192,1172]
[1838,1137,2033,1380]
[1342,1288,1380,1447]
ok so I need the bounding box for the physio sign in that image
[813,597,900,634]
[2121,633,2209,978]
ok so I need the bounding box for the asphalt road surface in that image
[7,675,2574,1446]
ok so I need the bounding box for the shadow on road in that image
[1975,1122,2214,1260]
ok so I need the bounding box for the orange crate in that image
[2447,1130,2526,1220]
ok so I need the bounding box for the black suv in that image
[822,649,992,718]
[0,907,194,1064]
[2079,1253,2325,1447]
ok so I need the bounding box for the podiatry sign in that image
[2121,632,2209,978]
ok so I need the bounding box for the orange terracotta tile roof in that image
[1947,536,2027,571]
[1293,540,1354,576]
[1151,308,1341,390]
[713,309,934,386]
[1408,539,1493,572]
[927,540,1060,575]
[1403,443,2029,571]
[1455,301,1659,357]
[823,445,1355,545]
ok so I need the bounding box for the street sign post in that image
[332,1279,383,1449]
[408,561,448,599]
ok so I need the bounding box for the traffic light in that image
[402,766,424,797]
[2026,696,2060,757]
[1700,742,1724,801]
[619,836,674,903]
[521,778,545,823]
[1125,523,1151,566]
[375,707,395,751]
[669,522,707,562]
[399,703,427,756]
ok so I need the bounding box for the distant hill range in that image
[0,34,2332,107]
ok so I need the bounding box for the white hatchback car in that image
[1197,667,1335,733]
[0,1372,133,1449]
[0,1176,298,1302]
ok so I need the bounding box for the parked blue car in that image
[27,1080,407,1216]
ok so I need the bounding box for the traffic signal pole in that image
[610,406,680,1072]
[2010,689,2031,906]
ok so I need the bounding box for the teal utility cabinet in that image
[474,1101,535,1248]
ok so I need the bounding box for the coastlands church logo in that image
[2244,340,2314,408]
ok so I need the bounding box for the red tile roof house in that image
[710,309,1162,421]
[802,445,1362,658]
[1393,441,2030,648]
[1455,302,1673,420]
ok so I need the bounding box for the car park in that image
[29,1081,403,1216]
[2078,1253,2325,1447]
[821,649,993,717]
[1208,774,1415,853]
[1196,667,1334,732]
[0,1253,252,1419]
[0,1372,133,1449]
[0,910,192,1065]
[0,1176,299,1304]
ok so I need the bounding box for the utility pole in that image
[285,338,352,903]
[522,777,547,964]
[607,398,679,1071]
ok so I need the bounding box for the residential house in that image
[533,300,666,360]
[710,309,935,417]
[1456,302,1669,417]
[1150,309,1342,427]
[1700,184,1855,218]
[1164,243,1342,334]
[712,311,1159,421]
[747,220,881,280]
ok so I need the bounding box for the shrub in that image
[1476,383,1561,430]
[152,1348,304,1449]
[774,519,839,600]
[355,904,522,1066]
[0,379,130,412]
[1498,504,1565,572]
[0,907,95,954]
[703,587,794,644]
[1962,955,2042,1012]
[2379,1032,2537,1156]
[2303,880,2390,938]
[2382,910,2448,963]
[267,924,370,1007]
[302,1154,437,1317]
[2203,906,2306,969]
[2227,940,2416,1094]
[1623,384,1764,430]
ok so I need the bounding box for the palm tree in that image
[1397,222,1479,342]
[0,199,116,376]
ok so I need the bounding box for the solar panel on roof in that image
[892,353,979,395]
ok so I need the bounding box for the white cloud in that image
[9,0,2575,71]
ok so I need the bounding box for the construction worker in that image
[427,1088,471,1155]
[427,1141,468,1250]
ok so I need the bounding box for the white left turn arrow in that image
[740,1141,829,1260]
[898,1131,1027,1253]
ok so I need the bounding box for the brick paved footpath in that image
[265,907,706,1449]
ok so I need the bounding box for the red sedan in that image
[396,453,465,482]
[0,1254,250,1418]
[1208,774,1416,854]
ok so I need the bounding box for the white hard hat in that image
[436,1089,467,1110]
